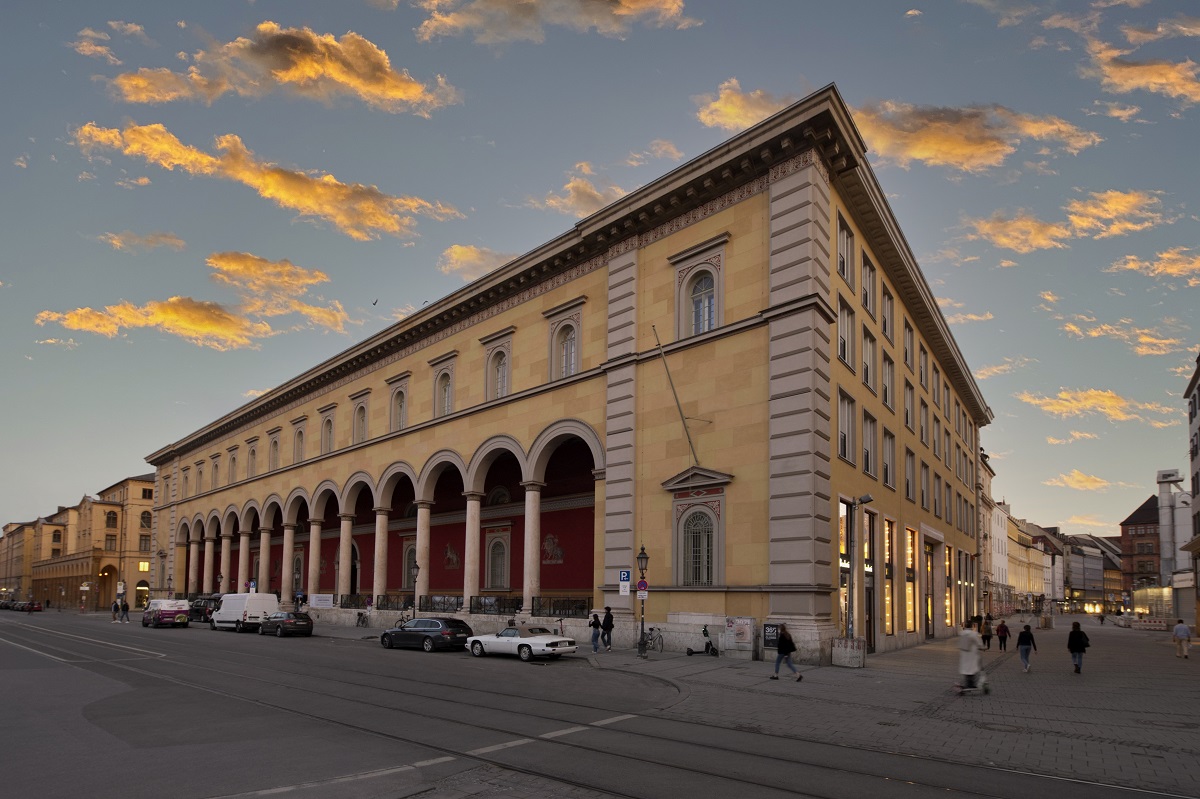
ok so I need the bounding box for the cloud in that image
[112,21,460,116]
[694,78,793,132]
[36,251,349,350]
[1120,16,1200,47]
[974,356,1036,379]
[1015,387,1178,425]
[961,0,1040,27]
[1046,430,1099,445]
[946,311,994,324]
[243,388,268,398]
[115,175,151,189]
[109,20,153,45]
[965,189,1173,253]
[1061,513,1112,528]
[412,0,702,45]
[1060,316,1188,356]
[436,244,516,281]
[1107,246,1200,287]
[74,121,461,240]
[1086,100,1143,122]
[905,9,922,18]
[1043,469,1115,491]
[852,100,1101,173]
[14,154,28,168]
[1071,32,1200,105]
[528,170,626,217]
[71,38,122,65]
[98,230,186,252]
[625,138,683,167]
[34,338,80,350]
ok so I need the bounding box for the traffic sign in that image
[619,570,631,583]
[636,579,648,592]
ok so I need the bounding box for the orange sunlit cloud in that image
[412,0,701,45]
[98,230,186,251]
[74,121,461,240]
[694,78,793,132]
[108,21,153,44]
[1120,16,1200,47]
[626,139,683,166]
[1087,100,1143,122]
[71,32,122,66]
[34,338,80,350]
[965,189,1173,253]
[1108,246,1200,286]
[115,176,151,189]
[1060,317,1188,356]
[1061,514,1112,528]
[1077,34,1200,104]
[1043,469,1117,491]
[974,356,1036,380]
[35,252,349,350]
[528,170,627,217]
[854,101,1101,173]
[437,245,517,281]
[1015,387,1178,425]
[1046,430,1099,445]
[113,21,459,116]
[946,311,994,324]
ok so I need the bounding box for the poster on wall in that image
[309,594,334,609]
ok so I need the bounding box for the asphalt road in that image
[0,612,1185,799]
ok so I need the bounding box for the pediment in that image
[661,466,733,492]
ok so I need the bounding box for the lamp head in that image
[856,494,873,505]
[636,545,649,573]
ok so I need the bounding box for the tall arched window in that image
[247,449,256,478]
[487,539,508,589]
[403,546,417,590]
[105,511,118,529]
[354,405,367,443]
[140,511,152,529]
[392,390,406,431]
[294,430,304,463]
[556,325,577,379]
[269,439,279,471]
[211,463,219,490]
[491,351,508,399]
[437,373,452,416]
[228,455,237,483]
[682,510,714,586]
[322,418,333,453]
[690,273,716,335]
[293,555,303,593]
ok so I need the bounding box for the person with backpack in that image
[770,623,802,681]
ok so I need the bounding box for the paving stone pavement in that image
[322,615,1198,797]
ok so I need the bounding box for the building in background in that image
[1029,523,1066,613]
[1182,351,1200,623]
[1119,472,1195,623]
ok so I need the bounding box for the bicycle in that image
[555,617,566,636]
[643,626,664,653]
[355,610,370,628]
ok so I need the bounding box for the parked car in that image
[188,594,222,623]
[26,601,43,612]
[258,611,314,637]
[142,599,191,628]
[380,617,473,651]
[467,624,577,661]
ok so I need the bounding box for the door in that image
[924,542,935,639]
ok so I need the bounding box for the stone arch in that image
[261,496,285,530]
[465,435,529,494]
[283,487,311,525]
[176,519,192,548]
[239,498,263,532]
[416,450,469,502]
[341,471,377,510]
[311,481,342,519]
[220,505,241,532]
[378,462,419,505]
[527,419,604,482]
[190,514,207,544]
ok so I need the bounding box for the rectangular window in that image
[863,413,877,476]
[862,330,876,390]
[838,392,855,463]
[905,449,916,502]
[884,518,895,635]
[919,345,928,387]
[105,535,117,551]
[920,401,929,445]
[934,475,942,517]
[881,289,894,341]
[932,366,941,408]
[139,535,151,552]
[882,354,894,408]
[138,561,150,573]
[945,483,953,527]
[861,256,876,315]
[944,431,952,468]
[903,322,914,370]
[920,462,930,509]
[838,215,855,287]
[142,488,153,499]
[945,547,954,628]
[52,531,61,543]
[904,381,915,430]
[838,301,855,365]
[906,528,917,632]
[883,430,896,487]
[933,417,942,458]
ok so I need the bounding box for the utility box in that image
[832,637,867,668]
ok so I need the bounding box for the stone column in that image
[218,533,232,594]
[522,482,544,614]
[202,533,216,594]
[372,507,389,605]
[257,528,270,593]
[337,513,354,601]
[187,536,200,596]
[307,520,322,598]
[415,502,431,610]
[462,493,483,612]
[237,530,250,591]
[280,523,296,609]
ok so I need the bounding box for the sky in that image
[2,1,1197,541]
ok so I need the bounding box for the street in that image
[0,612,1195,798]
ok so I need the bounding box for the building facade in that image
[147,85,992,663]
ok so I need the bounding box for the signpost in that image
[619,570,630,596]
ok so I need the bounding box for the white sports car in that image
[467,624,577,661]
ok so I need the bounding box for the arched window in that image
[228,455,237,483]
[211,463,219,490]
[682,510,714,586]
[293,555,303,592]
[105,511,118,529]
[247,449,256,478]
[403,546,417,590]
[140,511,152,529]
[437,372,453,417]
[556,325,577,379]
[392,390,407,431]
[294,430,305,463]
[182,474,189,497]
[354,405,367,443]
[322,418,334,454]
[491,351,508,399]
[487,538,508,589]
[689,273,716,335]
[269,439,279,471]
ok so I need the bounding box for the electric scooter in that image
[954,670,990,695]
[686,624,719,656]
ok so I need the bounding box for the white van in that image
[210,593,279,632]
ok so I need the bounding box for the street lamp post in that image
[410,562,420,614]
[166,575,173,599]
[635,546,649,659]
[846,494,873,641]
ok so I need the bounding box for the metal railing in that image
[338,593,369,609]
[417,595,464,613]
[532,596,590,618]
[374,593,414,611]
[469,595,522,616]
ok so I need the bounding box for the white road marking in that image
[540,725,589,738]
[466,738,534,755]
[412,756,456,767]
[591,713,636,726]
[206,765,418,797]
[0,635,72,662]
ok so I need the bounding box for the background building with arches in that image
[145,85,991,662]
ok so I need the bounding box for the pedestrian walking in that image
[1016,624,1037,672]
[111,600,120,622]
[600,606,614,651]
[956,620,984,689]
[1067,621,1090,674]
[119,600,130,623]
[770,623,802,681]
[981,619,993,650]
[1172,619,1191,659]
[995,620,1010,651]
[589,613,602,653]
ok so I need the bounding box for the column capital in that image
[462,492,485,503]
[373,507,391,516]
[520,481,546,492]
[239,528,252,538]
[283,523,297,532]
[415,500,434,511]
[339,513,355,522]
[591,468,606,481]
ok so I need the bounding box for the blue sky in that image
[1,1,1196,537]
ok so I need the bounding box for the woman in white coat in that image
[957,620,984,689]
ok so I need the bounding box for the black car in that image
[258,611,314,637]
[380,617,473,651]
[188,594,222,623]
